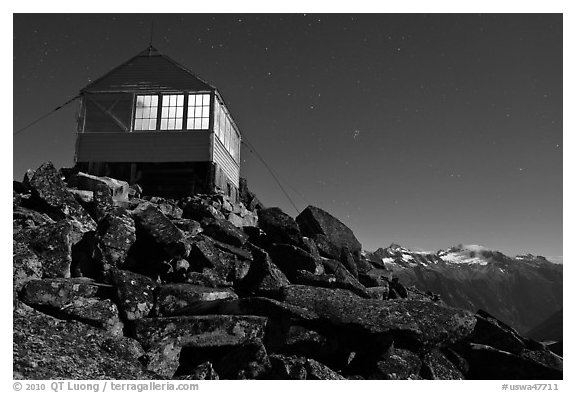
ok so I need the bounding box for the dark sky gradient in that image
[13,14,562,259]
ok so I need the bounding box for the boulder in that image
[200,217,249,247]
[99,336,145,362]
[457,343,562,380]
[13,206,56,230]
[172,219,203,236]
[186,269,233,288]
[95,212,137,277]
[13,240,42,291]
[257,207,303,247]
[131,202,190,259]
[366,286,390,300]
[20,278,100,309]
[141,336,182,378]
[321,259,370,298]
[268,354,345,380]
[187,236,247,282]
[109,269,157,320]
[215,339,271,379]
[368,348,422,380]
[182,199,226,221]
[280,285,477,353]
[67,172,130,201]
[134,315,268,349]
[268,243,323,279]
[340,247,359,278]
[182,361,219,380]
[389,277,409,299]
[23,162,96,232]
[310,233,343,260]
[153,284,238,316]
[296,205,362,259]
[468,310,536,354]
[215,297,317,321]
[421,348,465,380]
[13,306,157,379]
[91,183,115,221]
[237,246,290,295]
[57,298,124,336]
[15,220,82,278]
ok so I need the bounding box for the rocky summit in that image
[13,162,562,380]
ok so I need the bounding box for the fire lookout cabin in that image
[74,46,242,201]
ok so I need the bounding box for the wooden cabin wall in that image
[212,137,240,188]
[76,131,211,162]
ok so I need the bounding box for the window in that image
[160,94,184,130]
[134,95,158,130]
[187,93,210,130]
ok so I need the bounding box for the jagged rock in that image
[153,284,238,316]
[366,286,390,300]
[268,354,345,380]
[13,206,56,229]
[226,212,244,227]
[280,285,476,353]
[310,233,343,260]
[359,268,391,288]
[109,269,157,320]
[215,297,317,321]
[182,361,219,380]
[99,336,145,362]
[257,207,303,247]
[421,348,465,379]
[141,336,182,378]
[134,315,268,349]
[200,217,249,247]
[68,172,130,201]
[340,247,359,278]
[23,162,96,232]
[296,205,362,260]
[216,339,271,379]
[132,202,190,259]
[15,220,83,278]
[13,240,42,291]
[238,246,290,294]
[302,236,321,259]
[172,218,203,235]
[368,348,422,380]
[68,188,93,203]
[268,243,323,279]
[389,277,409,299]
[355,257,373,274]
[57,298,124,336]
[243,226,270,249]
[13,306,157,379]
[321,259,370,298]
[187,236,247,282]
[468,310,538,354]
[95,212,137,278]
[273,325,352,370]
[182,199,226,221]
[91,183,115,221]
[186,269,233,288]
[457,343,562,379]
[154,199,184,219]
[20,278,100,309]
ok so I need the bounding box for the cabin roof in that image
[81,46,216,93]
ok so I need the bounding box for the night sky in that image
[12,14,563,260]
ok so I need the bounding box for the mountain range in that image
[364,244,563,335]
